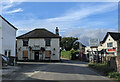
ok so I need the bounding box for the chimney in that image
[55,27,59,35]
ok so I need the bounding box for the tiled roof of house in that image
[102,32,120,43]
[0,15,18,30]
[17,28,61,39]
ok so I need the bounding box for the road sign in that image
[89,38,99,47]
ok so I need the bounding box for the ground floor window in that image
[45,50,51,58]
[4,50,7,56]
[23,50,28,58]
[4,50,12,57]
[8,50,11,57]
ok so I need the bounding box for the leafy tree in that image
[73,42,79,50]
[60,37,78,51]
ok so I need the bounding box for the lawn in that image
[88,63,114,75]
[61,51,72,59]
[88,63,120,80]
[61,50,78,59]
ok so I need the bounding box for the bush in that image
[61,51,72,59]
[88,63,114,75]
[61,50,78,59]
[70,50,78,54]
[108,72,120,80]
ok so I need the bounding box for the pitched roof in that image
[102,32,120,43]
[17,28,61,39]
[0,15,18,30]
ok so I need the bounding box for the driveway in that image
[2,59,112,81]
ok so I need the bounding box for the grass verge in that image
[88,63,120,80]
[61,50,78,59]
[88,63,114,75]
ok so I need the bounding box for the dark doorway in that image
[34,52,39,61]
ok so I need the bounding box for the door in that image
[34,52,39,61]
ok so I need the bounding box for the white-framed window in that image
[107,42,113,47]
[45,38,51,46]
[23,39,29,46]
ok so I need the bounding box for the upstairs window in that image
[107,42,113,47]
[45,38,51,46]
[23,39,28,46]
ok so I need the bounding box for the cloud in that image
[2,0,24,14]
[5,8,23,14]
[46,3,117,22]
[2,0,119,2]
[9,2,117,46]
[64,27,117,46]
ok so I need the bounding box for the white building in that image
[0,15,17,58]
[99,32,120,56]
[85,32,120,62]
[16,27,61,61]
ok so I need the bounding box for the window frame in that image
[107,42,113,47]
[23,39,29,46]
[45,38,51,46]
[4,50,7,56]
[8,50,11,57]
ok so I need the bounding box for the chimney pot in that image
[56,27,59,35]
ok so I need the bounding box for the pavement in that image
[2,59,114,81]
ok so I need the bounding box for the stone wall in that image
[109,55,120,73]
[116,55,120,73]
[109,57,117,71]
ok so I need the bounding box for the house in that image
[0,15,17,63]
[98,32,120,61]
[16,27,61,61]
[99,32,120,56]
[85,32,120,62]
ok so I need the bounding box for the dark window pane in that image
[107,42,113,47]
[45,38,51,46]
[5,50,7,56]
[23,39,28,46]
[8,50,11,57]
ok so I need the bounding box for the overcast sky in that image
[1,1,118,46]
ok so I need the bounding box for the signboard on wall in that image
[107,48,116,53]
[89,38,99,47]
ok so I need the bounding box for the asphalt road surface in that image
[3,59,113,81]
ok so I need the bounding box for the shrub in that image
[70,50,78,54]
[88,63,114,75]
[108,72,120,80]
[61,51,72,59]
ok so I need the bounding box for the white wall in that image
[85,34,118,57]
[102,34,117,56]
[2,18,16,57]
[51,38,60,60]
[17,38,60,60]
[0,17,2,54]
[102,34,117,48]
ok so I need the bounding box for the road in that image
[3,59,112,81]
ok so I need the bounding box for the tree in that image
[60,37,78,51]
[73,42,79,50]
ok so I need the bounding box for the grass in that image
[108,72,120,80]
[88,63,114,75]
[61,50,78,59]
[61,51,72,59]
